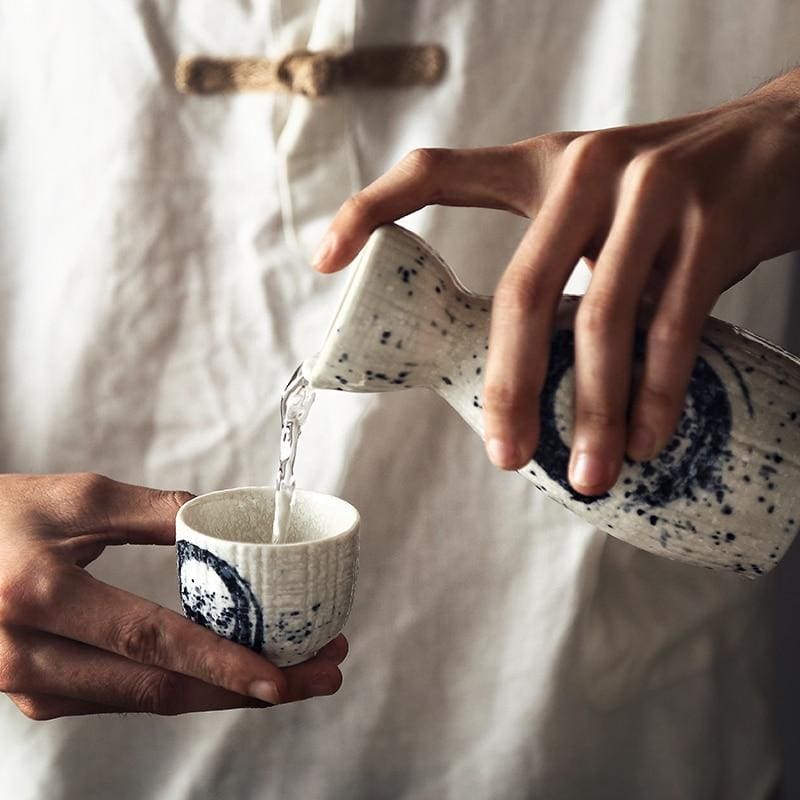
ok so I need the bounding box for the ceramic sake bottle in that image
[303,223,800,577]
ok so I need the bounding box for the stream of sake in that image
[271,367,316,544]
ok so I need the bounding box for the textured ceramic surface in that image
[176,487,359,666]
[305,223,800,577]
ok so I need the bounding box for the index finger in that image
[313,145,534,274]
[23,565,293,705]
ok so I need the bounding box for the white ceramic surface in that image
[305,223,800,576]
[176,487,359,667]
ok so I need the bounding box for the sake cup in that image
[175,487,359,667]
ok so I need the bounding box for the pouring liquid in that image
[272,366,315,544]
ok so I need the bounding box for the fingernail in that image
[248,680,280,705]
[310,672,337,696]
[486,438,520,469]
[312,232,334,269]
[570,452,609,492]
[628,426,655,460]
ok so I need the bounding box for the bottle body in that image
[304,224,800,576]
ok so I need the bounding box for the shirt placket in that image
[269,0,359,261]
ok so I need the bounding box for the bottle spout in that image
[305,223,488,394]
[302,354,351,392]
[301,356,316,381]
[301,356,322,388]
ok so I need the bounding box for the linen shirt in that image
[1,2,798,798]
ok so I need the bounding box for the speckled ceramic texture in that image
[176,487,359,666]
[304,223,800,577]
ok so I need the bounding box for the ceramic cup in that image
[176,487,359,667]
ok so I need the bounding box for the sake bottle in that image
[303,223,800,576]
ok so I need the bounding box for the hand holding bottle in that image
[313,68,800,496]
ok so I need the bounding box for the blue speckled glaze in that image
[177,541,331,657]
[176,540,264,652]
[534,329,736,517]
[305,224,800,577]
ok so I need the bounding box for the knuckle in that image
[27,564,69,614]
[494,271,551,317]
[636,382,679,418]
[624,149,675,193]
[0,639,29,693]
[482,382,531,419]
[562,132,621,181]
[340,192,374,223]
[683,197,721,239]
[401,147,446,178]
[0,575,24,625]
[576,406,624,432]
[184,627,234,689]
[67,472,111,507]
[0,562,67,623]
[27,472,112,533]
[12,694,54,721]
[173,490,195,508]
[148,489,191,518]
[399,148,451,202]
[575,298,618,339]
[533,131,575,157]
[648,316,694,352]
[129,669,183,715]
[112,609,168,666]
[626,148,701,211]
[47,472,113,530]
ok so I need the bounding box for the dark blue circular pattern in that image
[176,541,264,653]
[534,329,733,509]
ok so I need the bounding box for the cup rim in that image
[176,486,360,549]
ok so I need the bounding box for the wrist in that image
[735,68,800,260]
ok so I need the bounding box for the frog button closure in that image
[175,45,447,97]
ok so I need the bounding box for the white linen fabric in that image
[0,1,797,798]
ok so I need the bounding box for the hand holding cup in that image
[0,473,347,719]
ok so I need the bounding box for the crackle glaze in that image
[304,223,800,576]
[176,487,359,666]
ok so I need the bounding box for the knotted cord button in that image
[275,50,338,97]
[176,45,446,96]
